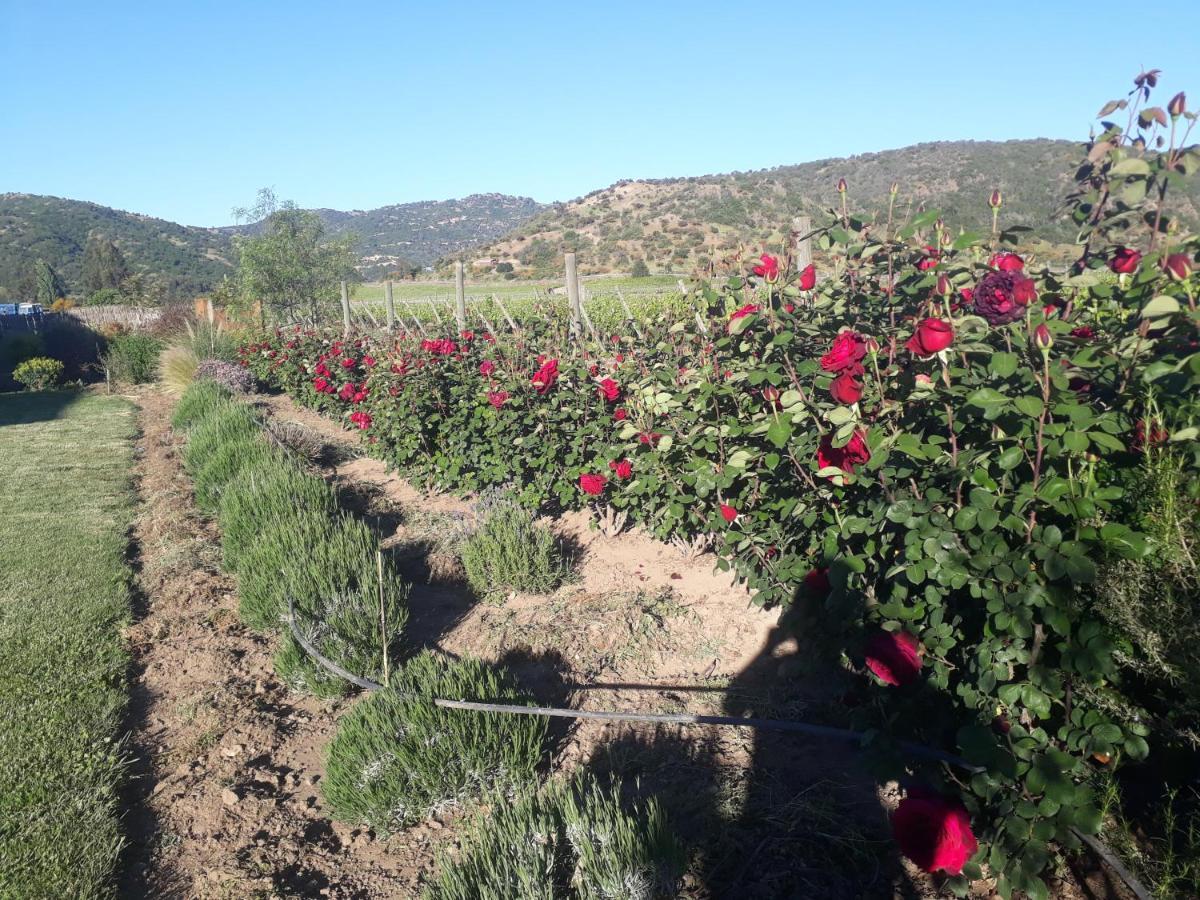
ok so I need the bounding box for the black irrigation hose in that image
[285,599,1153,900]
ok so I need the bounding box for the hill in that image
[0,193,236,301]
[0,192,546,300]
[308,193,544,277]
[466,139,1200,277]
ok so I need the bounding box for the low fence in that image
[65,305,162,330]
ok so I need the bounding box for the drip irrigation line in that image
[285,600,1153,900]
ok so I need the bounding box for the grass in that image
[0,390,137,898]
[323,651,547,833]
[424,774,684,899]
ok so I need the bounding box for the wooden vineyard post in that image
[340,280,352,335]
[615,288,644,341]
[454,260,467,332]
[791,215,814,272]
[385,280,396,332]
[565,251,582,338]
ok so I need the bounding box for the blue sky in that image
[2,1,1198,226]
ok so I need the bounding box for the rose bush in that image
[243,74,1200,897]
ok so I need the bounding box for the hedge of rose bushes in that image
[244,77,1200,897]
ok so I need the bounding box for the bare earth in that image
[119,387,1122,899]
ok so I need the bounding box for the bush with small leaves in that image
[171,380,233,430]
[196,358,256,394]
[323,652,547,833]
[12,357,65,391]
[425,774,684,900]
[103,332,161,385]
[460,490,569,600]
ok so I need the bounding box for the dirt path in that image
[121,388,432,898]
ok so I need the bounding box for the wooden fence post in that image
[565,252,582,336]
[454,261,467,332]
[791,215,814,272]
[340,281,351,335]
[385,280,396,332]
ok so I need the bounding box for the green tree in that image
[630,258,650,278]
[33,260,64,306]
[233,189,358,323]
[81,234,130,295]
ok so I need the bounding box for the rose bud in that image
[1033,323,1053,350]
[837,177,848,193]
[989,189,1003,210]
[1164,253,1193,281]
[889,181,899,195]
[1168,91,1186,118]
[936,273,952,296]
[992,714,1012,735]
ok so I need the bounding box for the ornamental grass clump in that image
[459,489,569,600]
[324,651,546,833]
[424,774,684,900]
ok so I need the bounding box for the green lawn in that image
[0,391,137,899]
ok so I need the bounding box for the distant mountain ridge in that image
[466,138,1200,276]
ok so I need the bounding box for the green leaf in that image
[1110,157,1151,177]
[990,353,1019,377]
[1014,396,1044,417]
[1140,295,1182,319]
[766,418,791,449]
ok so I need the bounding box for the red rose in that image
[829,372,864,404]
[460,330,475,341]
[1109,247,1142,274]
[608,458,633,479]
[905,318,954,358]
[817,430,870,475]
[487,390,509,409]
[916,245,939,270]
[638,431,663,447]
[1033,323,1053,350]
[580,473,608,496]
[531,358,559,394]
[864,629,922,686]
[798,263,816,291]
[1131,418,1168,452]
[803,567,831,595]
[598,377,621,402]
[341,357,357,369]
[349,410,372,430]
[1012,277,1038,306]
[479,360,496,376]
[363,355,376,367]
[751,253,779,281]
[891,789,978,876]
[719,503,737,523]
[762,386,781,407]
[1070,325,1096,341]
[1164,253,1193,281]
[727,304,761,333]
[990,252,1024,272]
[820,330,869,375]
[613,408,628,421]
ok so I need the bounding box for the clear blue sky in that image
[2,1,1198,226]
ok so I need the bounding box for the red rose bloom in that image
[1109,247,1142,274]
[598,377,621,402]
[638,431,663,447]
[864,629,922,686]
[798,263,816,291]
[349,410,372,430]
[803,567,831,595]
[752,253,779,281]
[972,271,1027,325]
[829,372,864,404]
[817,430,871,474]
[613,408,628,421]
[1070,325,1096,341]
[990,252,1025,272]
[531,358,559,394]
[905,318,954,358]
[580,473,608,495]
[487,390,509,409]
[479,360,496,376]
[341,357,357,369]
[891,790,978,876]
[1013,277,1038,306]
[916,245,939,270]
[608,458,633,479]
[720,503,737,523]
[727,304,761,333]
[820,330,869,375]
